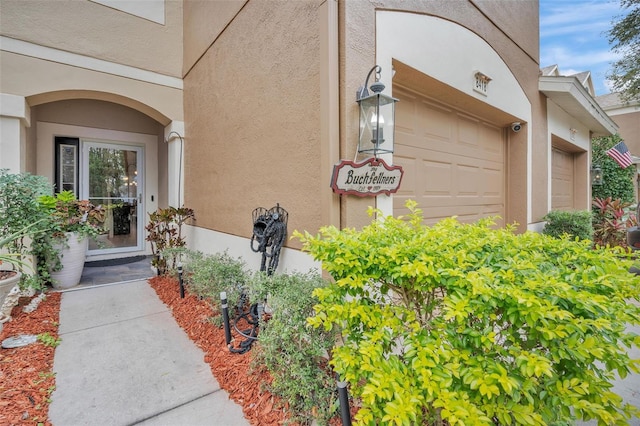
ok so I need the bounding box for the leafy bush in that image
[592,135,635,203]
[179,252,337,424]
[181,249,249,324]
[542,210,593,241]
[145,206,195,274]
[249,271,337,425]
[592,197,637,248]
[0,170,55,289]
[295,200,640,425]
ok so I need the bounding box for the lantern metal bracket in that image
[356,65,384,101]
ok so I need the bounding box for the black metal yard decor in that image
[250,204,288,275]
[219,204,288,355]
[225,289,265,354]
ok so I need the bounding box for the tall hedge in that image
[295,201,640,425]
[592,134,635,203]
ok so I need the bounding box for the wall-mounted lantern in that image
[356,65,398,158]
[591,165,603,186]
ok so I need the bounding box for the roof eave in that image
[539,76,618,137]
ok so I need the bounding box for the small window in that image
[54,137,79,196]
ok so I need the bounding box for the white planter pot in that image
[50,232,88,289]
[0,271,21,310]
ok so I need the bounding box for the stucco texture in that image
[340,1,544,227]
[0,0,183,77]
[183,0,323,248]
[182,0,246,76]
[615,112,640,157]
[34,99,163,136]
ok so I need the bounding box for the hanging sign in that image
[331,158,403,197]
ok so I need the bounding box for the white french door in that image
[81,141,144,254]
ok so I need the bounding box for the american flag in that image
[606,141,633,169]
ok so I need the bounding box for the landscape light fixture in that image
[356,65,398,158]
[591,165,603,186]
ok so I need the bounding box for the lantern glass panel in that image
[358,92,397,156]
[591,166,603,186]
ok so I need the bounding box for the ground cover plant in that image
[151,273,347,425]
[172,250,339,424]
[248,271,337,425]
[296,200,640,425]
[148,275,290,425]
[178,249,249,326]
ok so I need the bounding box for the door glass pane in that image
[59,144,78,194]
[87,146,139,250]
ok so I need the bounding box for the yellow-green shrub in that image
[295,201,640,425]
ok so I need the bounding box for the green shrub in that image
[181,249,249,324]
[249,271,337,425]
[0,170,56,289]
[542,210,592,241]
[295,200,640,425]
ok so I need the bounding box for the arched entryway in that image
[29,96,173,261]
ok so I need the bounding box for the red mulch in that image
[1,278,353,425]
[0,292,61,426]
[148,276,292,425]
[149,276,356,425]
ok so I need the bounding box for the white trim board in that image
[0,36,182,90]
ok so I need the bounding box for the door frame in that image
[81,140,145,255]
[37,122,160,261]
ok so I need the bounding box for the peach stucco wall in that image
[182,0,246,76]
[0,0,183,78]
[183,0,324,248]
[614,112,640,157]
[183,0,545,244]
[34,100,163,136]
[339,1,545,230]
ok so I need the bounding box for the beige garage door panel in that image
[551,148,574,211]
[394,86,505,225]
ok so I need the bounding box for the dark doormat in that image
[84,256,148,267]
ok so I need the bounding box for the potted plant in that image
[38,191,106,289]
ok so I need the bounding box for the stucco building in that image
[0,0,617,271]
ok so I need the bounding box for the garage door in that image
[393,86,506,226]
[551,147,575,211]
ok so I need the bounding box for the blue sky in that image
[539,0,628,96]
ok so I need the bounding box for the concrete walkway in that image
[49,279,249,426]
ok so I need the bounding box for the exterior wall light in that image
[356,65,398,158]
[591,165,603,186]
